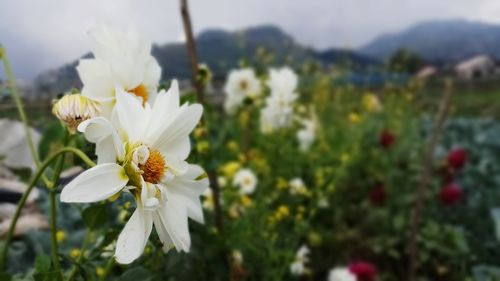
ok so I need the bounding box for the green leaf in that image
[0,272,12,281]
[82,204,107,230]
[34,254,51,273]
[38,122,65,160]
[117,267,152,281]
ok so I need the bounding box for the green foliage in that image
[387,48,424,74]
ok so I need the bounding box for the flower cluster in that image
[260,67,299,133]
[57,25,208,264]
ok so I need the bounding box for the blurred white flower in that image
[217,176,227,188]
[290,244,310,276]
[223,68,261,114]
[328,267,356,281]
[52,93,100,134]
[260,67,298,133]
[267,66,298,95]
[289,178,308,196]
[77,25,161,117]
[231,249,244,265]
[0,119,40,171]
[297,118,317,152]
[61,81,207,264]
[233,168,257,195]
[202,187,214,211]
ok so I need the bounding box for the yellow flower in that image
[276,178,288,190]
[348,112,361,124]
[96,267,105,277]
[70,248,81,259]
[341,153,350,164]
[193,126,207,139]
[56,230,67,243]
[220,161,241,178]
[240,195,253,208]
[308,232,322,246]
[275,205,290,220]
[362,93,382,112]
[239,110,250,126]
[227,141,239,153]
[196,140,210,154]
[229,204,240,219]
[238,153,246,163]
[250,150,269,174]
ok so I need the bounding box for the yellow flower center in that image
[139,149,165,184]
[239,80,248,91]
[128,84,148,105]
[242,177,252,187]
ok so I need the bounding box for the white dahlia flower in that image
[328,267,356,281]
[223,68,261,114]
[233,168,257,195]
[77,25,161,117]
[61,81,207,264]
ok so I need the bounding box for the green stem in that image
[0,45,51,187]
[48,131,70,281]
[99,257,115,281]
[49,189,63,281]
[66,230,92,281]
[0,147,95,272]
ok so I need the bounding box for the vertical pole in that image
[180,0,204,104]
[179,0,223,232]
[407,79,453,281]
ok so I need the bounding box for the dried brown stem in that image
[407,79,454,281]
[179,0,223,234]
[180,0,204,104]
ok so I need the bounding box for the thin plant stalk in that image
[47,130,70,281]
[66,230,92,281]
[0,45,51,187]
[179,0,204,103]
[407,79,454,280]
[0,147,95,272]
[99,256,115,281]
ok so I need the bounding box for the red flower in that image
[447,148,467,170]
[379,130,395,149]
[439,183,463,205]
[370,184,386,205]
[349,261,377,281]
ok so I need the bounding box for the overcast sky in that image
[1,0,500,80]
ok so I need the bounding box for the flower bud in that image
[379,129,395,149]
[52,93,99,133]
[447,148,468,170]
[197,63,212,88]
[439,183,463,205]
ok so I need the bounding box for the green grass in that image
[417,79,500,119]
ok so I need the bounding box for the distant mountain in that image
[32,25,378,97]
[360,19,500,64]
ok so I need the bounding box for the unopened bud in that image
[52,93,99,133]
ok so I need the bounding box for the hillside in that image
[32,25,377,97]
[360,19,500,64]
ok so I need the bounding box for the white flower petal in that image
[77,59,115,102]
[78,117,124,161]
[60,163,128,203]
[152,104,202,160]
[158,201,190,252]
[166,164,209,223]
[146,81,181,142]
[115,88,149,142]
[115,206,153,264]
[163,154,189,176]
[152,212,175,252]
